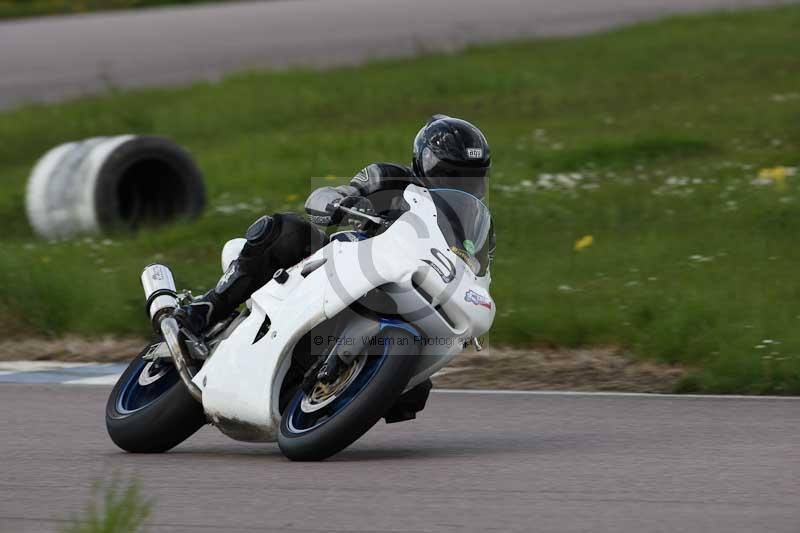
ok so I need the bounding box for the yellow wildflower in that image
[758,166,793,190]
[574,235,594,251]
[286,194,300,202]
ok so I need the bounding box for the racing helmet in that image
[412,115,491,199]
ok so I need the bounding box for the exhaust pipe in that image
[141,264,179,332]
[141,264,202,403]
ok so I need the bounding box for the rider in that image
[175,114,493,336]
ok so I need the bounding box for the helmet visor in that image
[421,150,489,198]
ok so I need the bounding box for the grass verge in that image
[0,6,799,393]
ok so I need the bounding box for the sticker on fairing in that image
[463,239,476,255]
[451,245,481,273]
[464,289,492,309]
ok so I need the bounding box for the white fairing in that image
[193,185,495,441]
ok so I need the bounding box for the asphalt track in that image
[2,2,799,531]
[0,384,797,532]
[1,0,797,109]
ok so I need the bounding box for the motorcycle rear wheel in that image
[106,339,206,453]
[278,325,418,461]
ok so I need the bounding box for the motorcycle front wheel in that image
[278,325,418,461]
[106,339,206,453]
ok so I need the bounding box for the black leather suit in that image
[193,163,428,327]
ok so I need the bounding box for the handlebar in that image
[325,200,392,233]
[336,204,389,226]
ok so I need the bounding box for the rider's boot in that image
[172,291,225,337]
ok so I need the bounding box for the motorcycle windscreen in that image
[429,188,493,277]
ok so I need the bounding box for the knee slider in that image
[240,215,281,261]
[244,215,276,245]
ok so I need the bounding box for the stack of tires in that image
[26,135,206,239]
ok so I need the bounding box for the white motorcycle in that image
[106,185,495,460]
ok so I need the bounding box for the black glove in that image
[338,195,375,212]
[328,196,376,225]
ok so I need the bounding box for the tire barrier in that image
[26,135,206,239]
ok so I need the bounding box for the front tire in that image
[278,326,417,461]
[106,339,206,453]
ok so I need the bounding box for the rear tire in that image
[106,340,206,453]
[278,326,417,461]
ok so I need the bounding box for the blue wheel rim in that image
[116,357,179,415]
[285,347,389,434]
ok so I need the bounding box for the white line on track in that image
[63,375,121,386]
[0,361,126,385]
[0,361,99,371]
[433,388,800,400]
